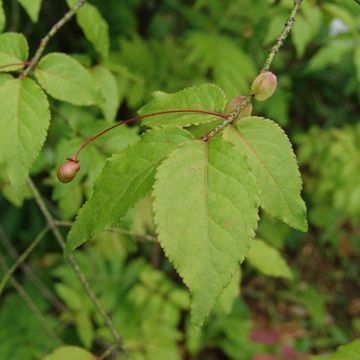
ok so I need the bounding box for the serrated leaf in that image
[217,268,241,314]
[153,139,259,326]
[0,32,28,72]
[0,78,50,198]
[66,128,193,253]
[67,0,109,57]
[0,73,11,85]
[311,339,360,360]
[43,346,94,360]
[246,239,293,279]
[0,0,5,33]
[35,53,100,106]
[224,117,307,232]
[139,84,227,128]
[18,0,42,23]
[91,66,119,122]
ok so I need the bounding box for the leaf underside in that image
[152,138,259,326]
[224,117,307,231]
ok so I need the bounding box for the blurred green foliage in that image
[0,0,359,359]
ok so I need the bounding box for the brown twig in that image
[20,0,86,78]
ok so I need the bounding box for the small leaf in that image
[43,346,94,360]
[35,53,100,106]
[0,32,28,72]
[292,14,312,58]
[67,0,109,57]
[0,78,50,198]
[224,117,307,231]
[246,239,293,279]
[18,0,42,23]
[76,311,94,349]
[91,66,119,122]
[139,84,227,128]
[311,339,360,360]
[66,128,193,253]
[0,0,5,33]
[153,139,259,326]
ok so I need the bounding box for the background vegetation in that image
[0,0,359,359]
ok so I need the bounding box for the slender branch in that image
[0,227,48,296]
[20,0,86,77]
[70,109,227,160]
[55,221,157,242]
[0,252,63,345]
[201,0,303,141]
[0,225,66,313]
[354,0,360,6]
[28,179,127,355]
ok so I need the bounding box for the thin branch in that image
[0,227,48,296]
[54,221,157,242]
[0,225,66,313]
[28,179,127,355]
[354,0,360,6]
[0,252,63,345]
[201,0,303,141]
[20,0,86,77]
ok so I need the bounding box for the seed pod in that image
[251,71,277,101]
[57,159,80,183]
[225,96,253,121]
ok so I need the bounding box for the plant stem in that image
[0,252,63,345]
[70,109,227,160]
[28,179,127,355]
[0,227,48,296]
[0,62,29,71]
[0,225,66,313]
[20,0,86,78]
[201,0,303,141]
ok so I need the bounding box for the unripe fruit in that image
[225,96,253,121]
[251,71,277,101]
[57,158,80,183]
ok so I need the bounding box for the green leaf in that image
[67,0,109,57]
[292,15,312,58]
[0,32,28,72]
[246,239,293,279]
[91,66,119,122]
[139,84,227,128]
[18,0,42,23]
[76,311,94,349]
[153,139,259,326]
[224,117,307,231]
[217,268,241,314]
[354,44,360,83]
[0,0,5,33]
[35,53,100,106]
[0,78,50,198]
[66,128,193,253]
[43,346,94,360]
[311,339,360,360]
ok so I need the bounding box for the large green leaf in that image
[139,84,227,128]
[35,53,99,106]
[153,139,259,326]
[67,0,109,57]
[0,32,28,72]
[0,78,50,198]
[311,339,360,360]
[66,128,193,253]
[224,117,307,231]
[0,0,5,33]
[246,239,293,279]
[43,346,94,360]
[91,66,119,122]
[18,0,42,22]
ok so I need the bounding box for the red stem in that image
[71,109,227,160]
